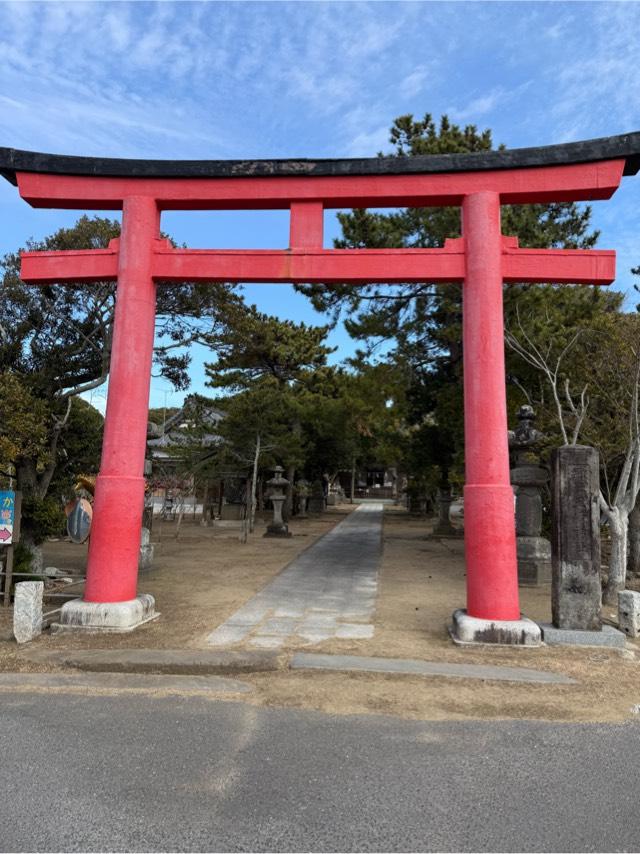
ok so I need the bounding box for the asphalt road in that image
[1,683,639,852]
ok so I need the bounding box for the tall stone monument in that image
[551,445,602,630]
[508,406,552,586]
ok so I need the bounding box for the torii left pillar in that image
[61,197,160,630]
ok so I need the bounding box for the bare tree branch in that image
[57,371,109,402]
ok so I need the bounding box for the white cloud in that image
[448,88,507,123]
[546,3,640,140]
[399,65,432,99]
[0,1,443,160]
[344,124,391,157]
[0,1,637,170]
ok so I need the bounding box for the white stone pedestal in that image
[54,594,157,633]
[618,590,640,638]
[450,608,542,646]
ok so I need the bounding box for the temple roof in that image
[0,131,639,185]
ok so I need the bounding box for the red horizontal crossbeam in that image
[21,246,119,283]
[20,238,616,286]
[16,159,625,210]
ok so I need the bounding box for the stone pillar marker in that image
[308,481,326,514]
[433,486,459,537]
[139,527,154,570]
[265,466,292,538]
[13,581,43,643]
[295,480,310,518]
[551,445,602,630]
[508,405,552,586]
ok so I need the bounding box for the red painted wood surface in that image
[21,241,615,286]
[83,197,160,603]
[16,158,625,209]
[462,192,520,621]
[289,201,324,248]
[14,158,627,624]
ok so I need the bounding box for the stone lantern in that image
[264,466,291,538]
[508,405,551,586]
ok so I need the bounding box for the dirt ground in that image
[3,505,640,724]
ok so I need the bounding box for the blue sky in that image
[0,0,639,412]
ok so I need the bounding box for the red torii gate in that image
[2,133,639,641]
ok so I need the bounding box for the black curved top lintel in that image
[0,131,639,186]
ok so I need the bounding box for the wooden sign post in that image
[1,490,22,607]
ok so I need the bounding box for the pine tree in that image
[296,112,612,490]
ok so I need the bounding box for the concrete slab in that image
[0,672,252,695]
[23,648,283,675]
[205,625,251,646]
[335,624,375,639]
[206,503,382,649]
[249,636,287,649]
[297,630,334,644]
[539,623,626,649]
[291,653,576,684]
[259,617,300,635]
[299,614,338,629]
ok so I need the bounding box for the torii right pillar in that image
[451,190,536,644]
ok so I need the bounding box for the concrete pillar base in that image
[450,609,542,646]
[54,594,158,633]
[517,536,551,586]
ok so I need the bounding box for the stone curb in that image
[290,652,576,685]
[22,648,284,676]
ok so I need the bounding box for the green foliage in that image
[205,303,334,391]
[202,304,399,483]
[13,542,37,577]
[20,495,66,545]
[0,371,50,476]
[48,397,104,499]
[1,215,241,395]
[0,214,241,539]
[505,283,624,443]
[1,216,120,402]
[214,379,301,471]
[204,305,333,474]
[507,305,640,500]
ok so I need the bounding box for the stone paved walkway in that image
[206,503,382,649]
